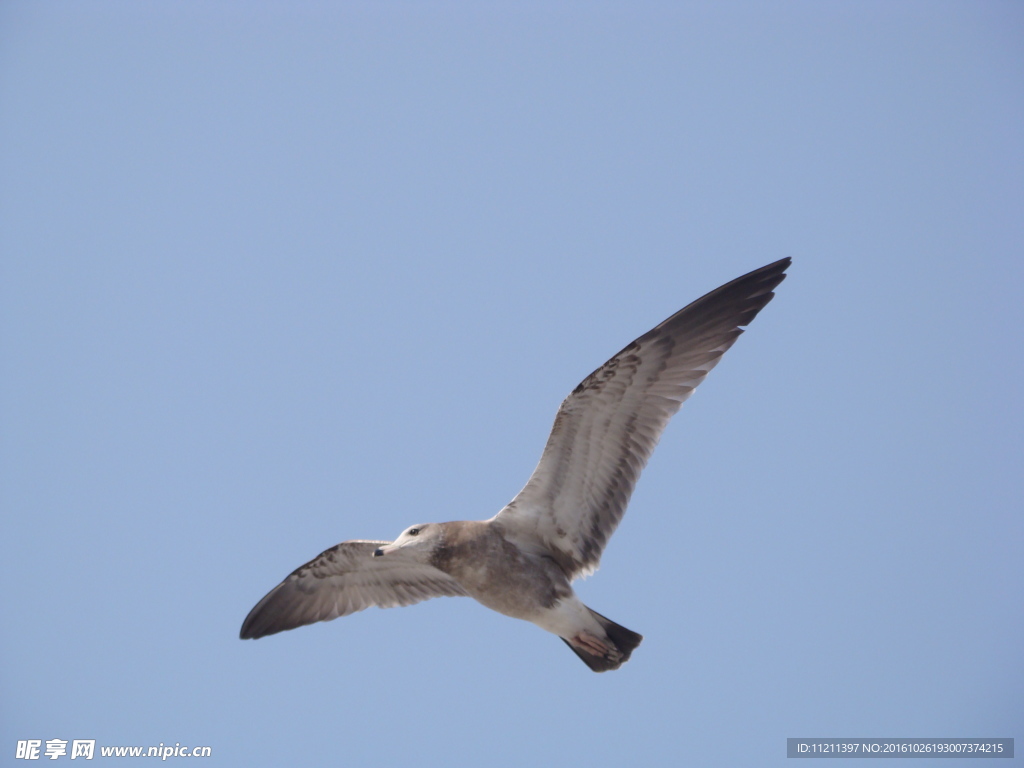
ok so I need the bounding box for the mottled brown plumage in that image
[241,259,790,671]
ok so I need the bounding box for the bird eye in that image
[408,527,420,536]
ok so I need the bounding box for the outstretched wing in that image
[493,258,789,578]
[240,540,467,639]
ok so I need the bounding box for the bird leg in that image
[569,631,622,661]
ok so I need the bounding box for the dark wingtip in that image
[742,256,791,300]
[239,611,261,640]
[239,613,287,640]
[239,586,286,640]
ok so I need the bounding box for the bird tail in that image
[561,608,643,672]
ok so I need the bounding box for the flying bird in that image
[241,258,790,671]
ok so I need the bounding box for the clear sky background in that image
[2,3,1022,766]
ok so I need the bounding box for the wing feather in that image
[239,540,467,639]
[493,258,789,578]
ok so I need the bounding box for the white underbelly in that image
[528,595,602,638]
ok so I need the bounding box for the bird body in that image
[420,521,572,621]
[241,258,790,671]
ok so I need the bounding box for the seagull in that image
[241,258,790,671]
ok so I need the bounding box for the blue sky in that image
[1,2,1021,766]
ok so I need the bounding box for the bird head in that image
[373,523,442,561]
